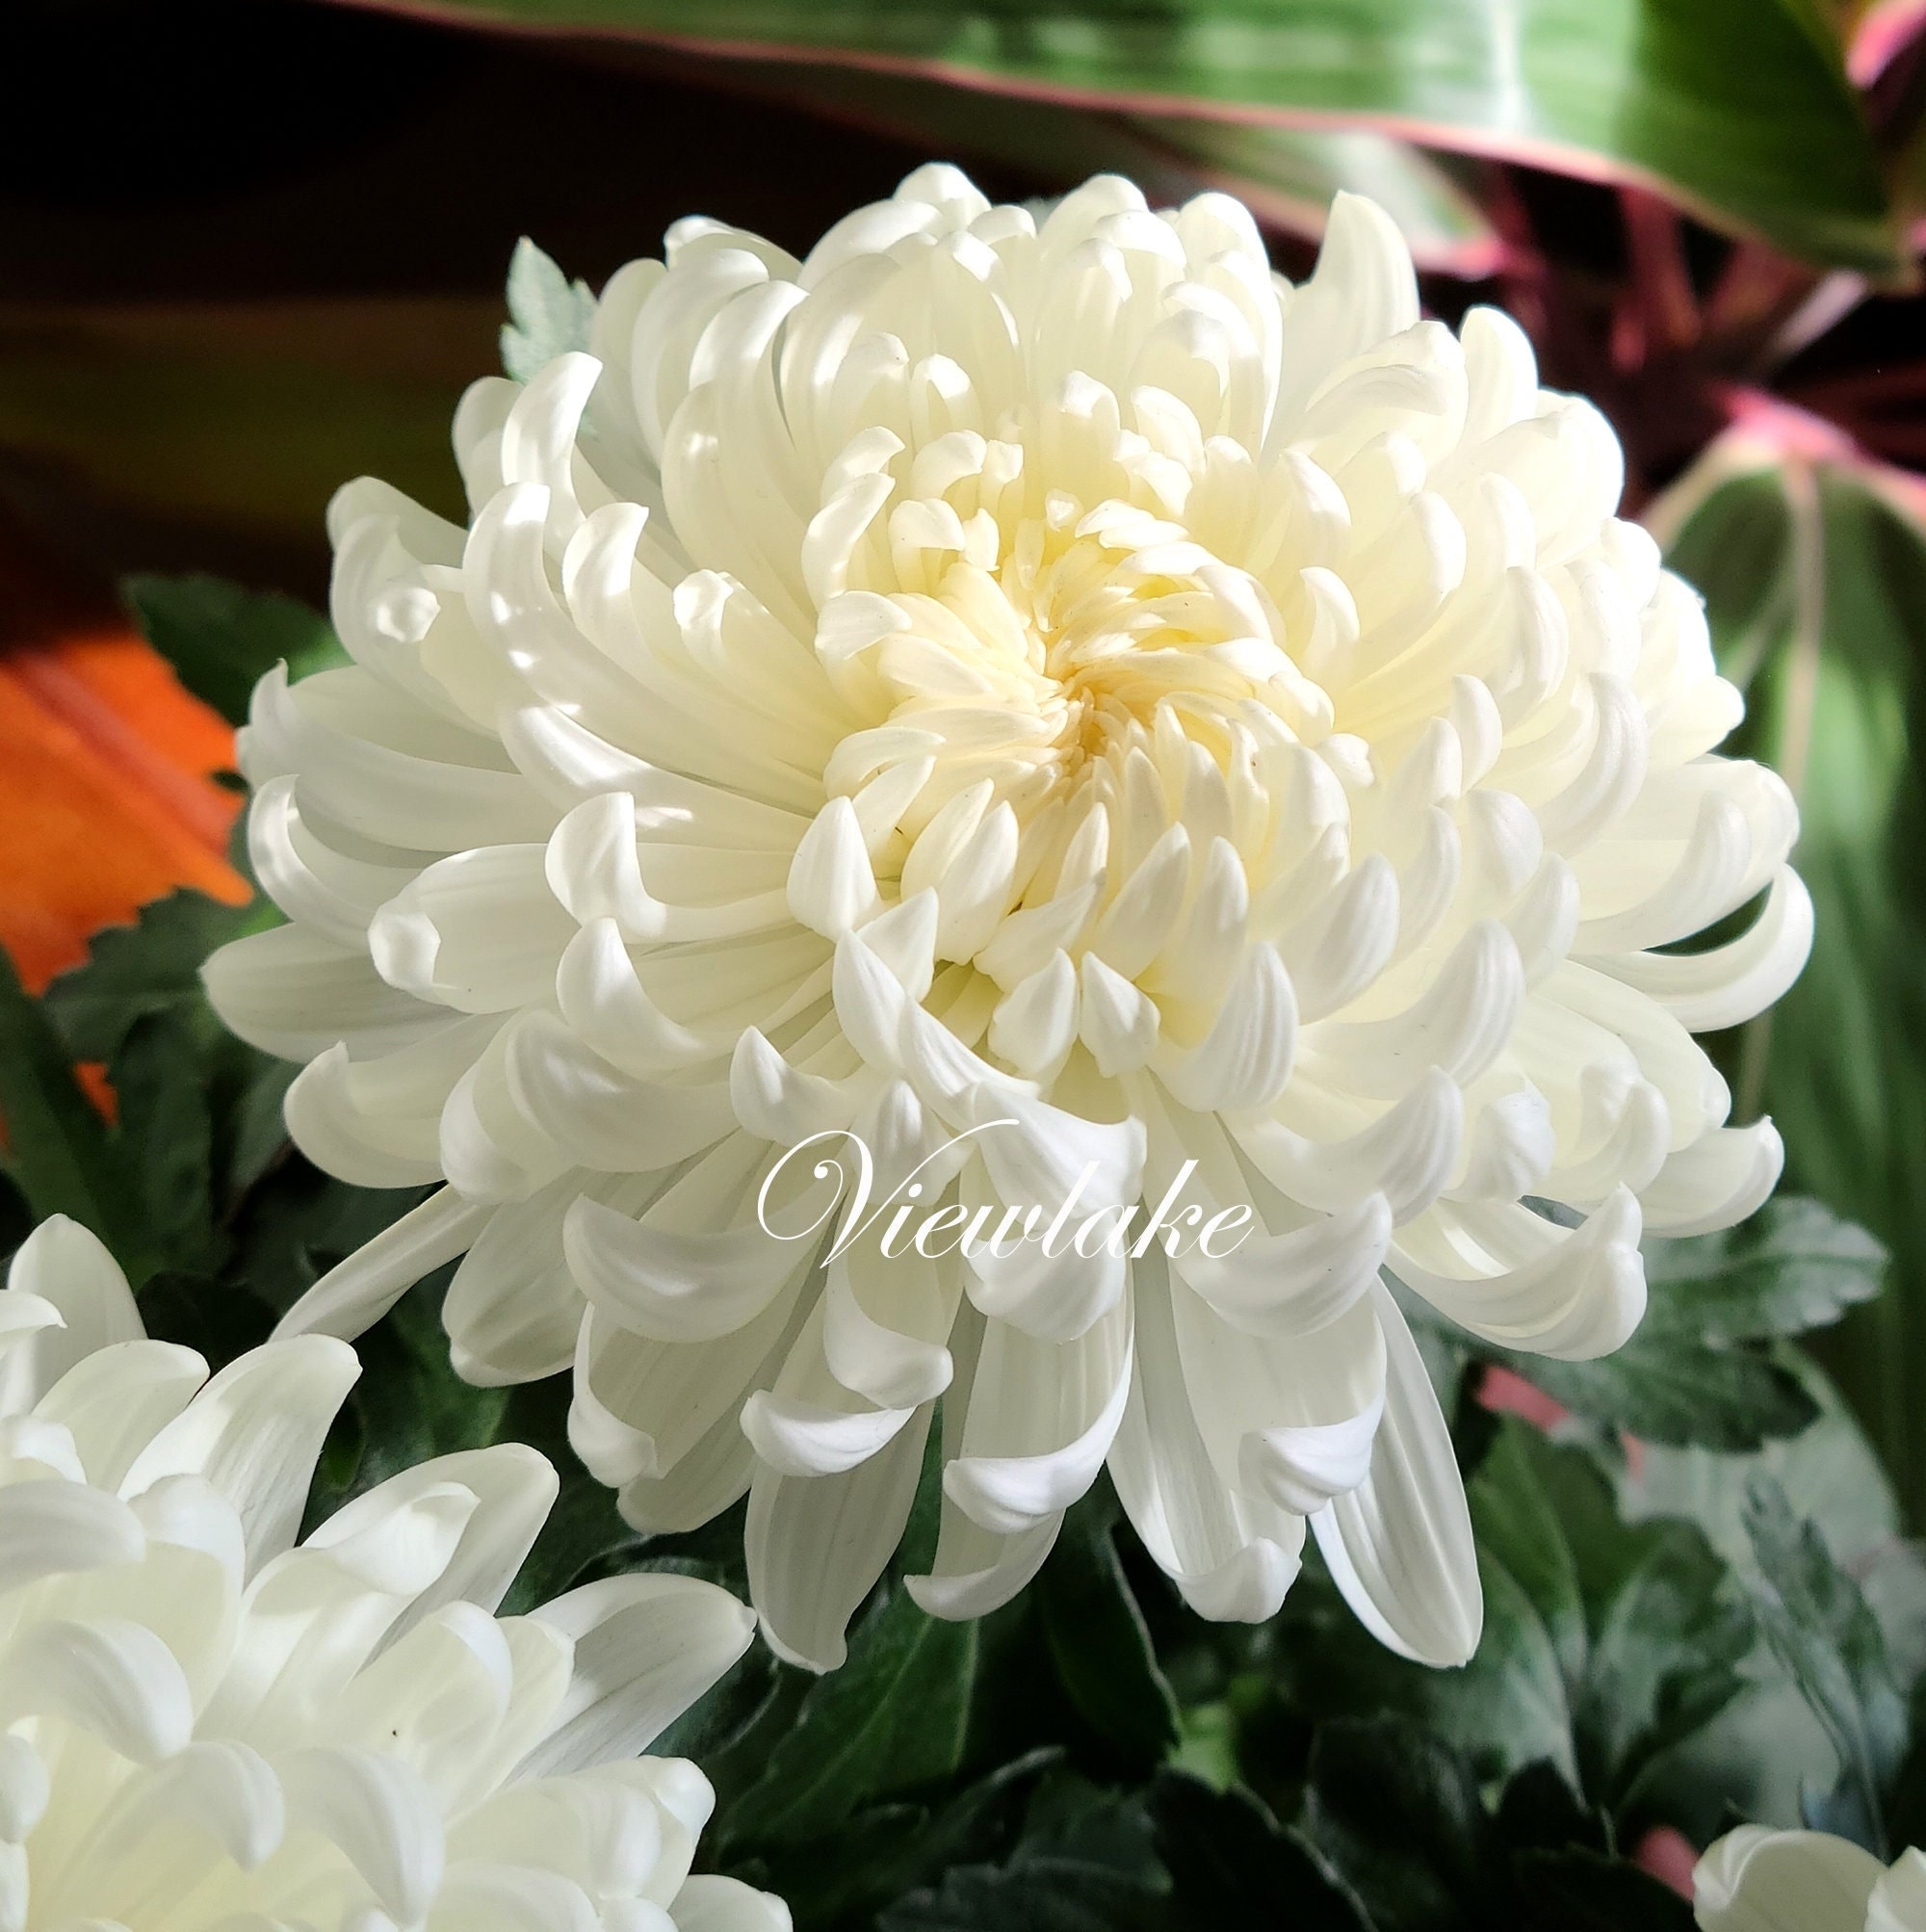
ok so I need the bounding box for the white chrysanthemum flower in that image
[1695,1826,1926,1931]
[0,1214,785,1932]
[205,166,1809,1671]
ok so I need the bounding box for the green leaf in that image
[757,1749,1058,1931]
[878,1860,1163,1932]
[1304,1716,1499,1931]
[1662,460,1926,1523]
[135,1267,277,1366]
[493,1372,643,1611]
[43,890,264,1060]
[42,888,298,1268]
[224,1162,433,1320]
[1272,1421,1753,1817]
[123,575,345,727]
[1303,1718,1674,1932]
[0,945,153,1280]
[301,1269,510,1528]
[1618,1345,1926,1840]
[110,1008,219,1276]
[1149,1772,1372,1931]
[1510,1848,1696,1931]
[1643,1198,1887,1343]
[1035,1485,1180,1771]
[722,1581,978,1854]
[1504,1329,1820,1449]
[1394,1268,1822,1451]
[501,238,596,382]
[879,1775,1166,1932]
[1743,1474,1908,1852]
[320,0,1899,271]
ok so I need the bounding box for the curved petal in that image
[521,1575,758,1775]
[1311,1282,1480,1667]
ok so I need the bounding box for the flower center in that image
[844,490,1332,887]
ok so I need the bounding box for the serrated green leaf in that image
[123,574,344,727]
[1501,1329,1819,1450]
[1615,1345,1926,1840]
[43,890,262,1060]
[502,238,596,382]
[1303,1720,1657,1932]
[877,1775,1167,1930]
[310,0,1899,271]
[1305,1716,1498,1931]
[1521,1433,1755,1810]
[1744,1474,1909,1853]
[0,945,153,1281]
[1644,1198,1887,1344]
[1035,1485,1180,1771]
[722,1581,978,1854]
[1149,1772,1372,1931]
[1271,1422,1752,1818]
[40,888,299,1268]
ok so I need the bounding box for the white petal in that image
[745,1404,931,1671]
[278,1745,444,1923]
[312,1443,558,1629]
[120,1336,360,1573]
[1693,1826,1881,1932]
[1,1216,143,1411]
[522,1575,758,1774]
[671,1874,794,1932]
[33,1340,206,1490]
[274,1188,492,1344]
[0,1617,193,1762]
[1311,1283,1480,1666]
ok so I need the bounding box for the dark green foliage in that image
[1150,1773,1371,1931]
[124,573,346,727]
[1510,1850,1697,1931]
[0,941,154,1278]
[1036,1486,1182,1771]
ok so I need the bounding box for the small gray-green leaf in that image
[1743,1475,1908,1854]
[1645,1198,1887,1343]
[502,238,596,381]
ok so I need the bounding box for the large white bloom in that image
[0,1214,784,1932]
[205,166,1809,1671]
[1695,1827,1926,1931]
